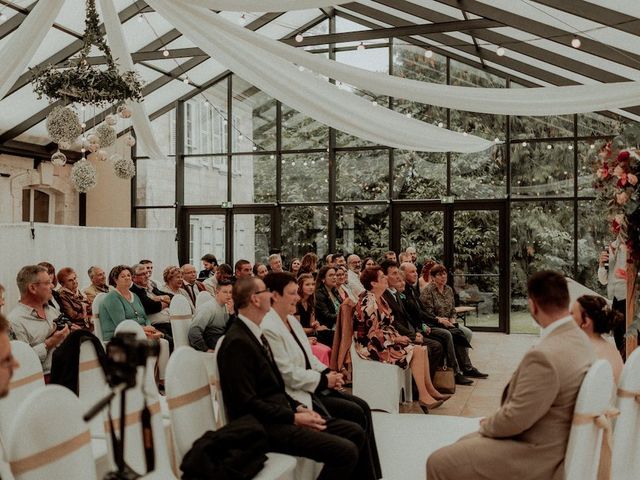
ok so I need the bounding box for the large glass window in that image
[232,77,277,153]
[136,157,176,206]
[281,153,328,202]
[281,206,329,261]
[451,145,506,199]
[336,150,389,201]
[511,141,574,198]
[335,204,389,258]
[232,154,277,204]
[184,156,229,205]
[184,82,227,155]
[394,151,446,199]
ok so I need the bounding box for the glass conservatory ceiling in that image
[1,0,640,150]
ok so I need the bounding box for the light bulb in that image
[438,122,444,128]
[463,132,468,137]
[568,145,574,150]
[496,46,505,56]
[183,76,189,84]
[372,101,377,107]
[522,141,527,147]
[298,65,304,72]
[295,33,304,43]
[162,48,169,57]
[357,42,365,51]
[406,113,412,118]
[495,137,501,143]
[424,48,433,58]
[590,144,595,149]
[137,14,144,23]
[547,144,552,150]
[571,36,581,48]
[252,145,257,151]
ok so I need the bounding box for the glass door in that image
[186,211,227,266]
[232,208,274,266]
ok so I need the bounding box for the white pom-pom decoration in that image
[105,114,117,126]
[96,124,116,148]
[71,159,97,192]
[117,105,132,119]
[51,151,67,167]
[125,136,136,147]
[46,106,82,144]
[112,156,136,179]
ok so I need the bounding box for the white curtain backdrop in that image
[149,0,493,153]
[98,0,166,161]
[0,0,66,100]
[0,224,178,313]
[176,0,640,116]
[189,0,348,11]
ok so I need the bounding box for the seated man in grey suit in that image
[427,270,595,480]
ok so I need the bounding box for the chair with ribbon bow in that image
[195,290,214,309]
[565,359,618,480]
[7,385,97,480]
[169,295,192,349]
[91,293,107,343]
[611,347,640,480]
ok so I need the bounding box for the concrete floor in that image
[400,332,537,417]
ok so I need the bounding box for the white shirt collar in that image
[238,313,263,344]
[539,315,573,341]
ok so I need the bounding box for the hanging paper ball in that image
[46,106,82,144]
[87,133,100,145]
[125,135,136,147]
[112,156,136,179]
[117,105,132,119]
[96,124,116,147]
[71,159,97,193]
[51,151,67,167]
[105,114,117,126]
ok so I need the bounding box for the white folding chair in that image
[195,290,214,309]
[350,343,411,414]
[7,385,97,480]
[109,321,177,479]
[92,293,107,342]
[565,360,617,480]
[0,342,45,440]
[169,295,192,349]
[611,347,640,480]
[211,338,299,480]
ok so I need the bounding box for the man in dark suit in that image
[217,277,375,480]
[380,261,443,376]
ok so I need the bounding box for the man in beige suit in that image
[427,270,595,480]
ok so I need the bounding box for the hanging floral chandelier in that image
[32,0,142,191]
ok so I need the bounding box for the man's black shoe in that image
[463,367,489,379]
[455,373,473,385]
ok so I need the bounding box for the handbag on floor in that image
[433,362,456,394]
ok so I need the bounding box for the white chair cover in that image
[109,322,177,479]
[211,337,299,480]
[195,290,214,309]
[7,385,97,480]
[92,293,107,342]
[611,347,640,480]
[350,343,411,414]
[565,360,616,480]
[0,342,45,440]
[169,295,192,349]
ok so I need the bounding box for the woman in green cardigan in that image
[99,265,163,341]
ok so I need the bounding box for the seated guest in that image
[161,266,194,311]
[139,259,159,289]
[262,272,382,479]
[130,263,173,341]
[189,280,233,352]
[253,262,269,279]
[335,266,357,303]
[354,266,447,413]
[203,263,233,293]
[333,253,347,269]
[397,252,410,264]
[572,294,624,383]
[38,261,62,311]
[199,253,218,280]
[427,271,595,480]
[99,265,162,341]
[234,259,253,280]
[406,246,422,273]
[400,262,473,385]
[383,251,397,262]
[380,260,444,378]
[347,255,365,297]
[217,277,374,480]
[57,267,92,330]
[295,274,331,366]
[420,264,487,379]
[298,252,319,277]
[83,266,110,305]
[325,254,335,268]
[314,266,345,347]
[9,265,69,376]
[181,263,205,305]
[268,253,284,273]
[289,258,301,277]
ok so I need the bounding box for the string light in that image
[295,33,304,43]
[357,42,365,51]
[424,48,433,59]
[182,76,190,84]
[571,36,581,48]
[405,113,412,118]
[521,141,528,147]
[437,122,444,128]
[162,47,169,57]
[547,144,553,149]
[496,46,505,56]
[137,13,144,23]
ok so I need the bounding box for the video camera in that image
[53,313,73,331]
[104,332,160,389]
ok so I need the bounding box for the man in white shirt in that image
[598,238,627,355]
[8,265,69,376]
[346,254,365,297]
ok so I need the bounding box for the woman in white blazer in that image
[262,272,382,479]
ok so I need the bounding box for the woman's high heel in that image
[419,399,444,413]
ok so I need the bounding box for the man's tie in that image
[260,334,276,365]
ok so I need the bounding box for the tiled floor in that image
[401,332,536,417]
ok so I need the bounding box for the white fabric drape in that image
[0,0,66,100]
[189,0,348,11]
[177,0,640,116]
[0,224,178,313]
[149,0,492,153]
[98,0,166,160]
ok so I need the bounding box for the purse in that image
[433,363,456,394]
